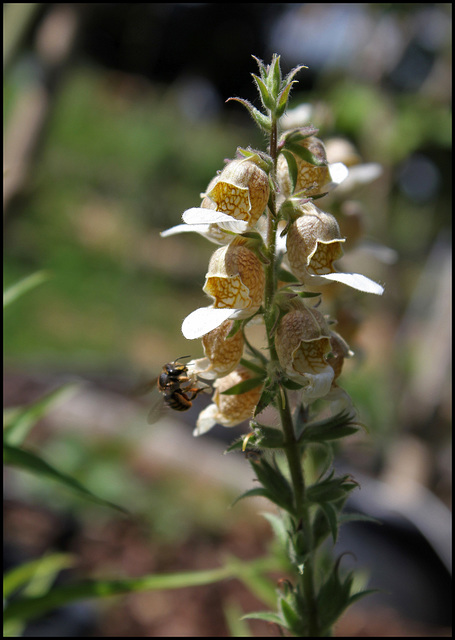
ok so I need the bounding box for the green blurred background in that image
[3,3,452,637]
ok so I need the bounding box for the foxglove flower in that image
[162,154,270,242]
[286,202,384,294]
[277,136,348,198]
[182,237,265,339]
[194,366,263,436]
[275,304,335,403]
[189,319,244,380]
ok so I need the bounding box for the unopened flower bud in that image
[203,237,265,313]
[194,366,263,435]
[275,305,334,401]
[204,156,270,228]
[277,136,331,197]
[286,202,345,285]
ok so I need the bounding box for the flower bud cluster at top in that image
[161,55,383,437]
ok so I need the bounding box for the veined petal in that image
[181,307,237,339]
[312,271,384,295]
[182,208,249,233]
[160,223,212,237]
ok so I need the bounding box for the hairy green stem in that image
[265,113,320,636]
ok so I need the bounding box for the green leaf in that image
[276,267,299,283]
[279,595,309,636]
[260,512,289,551]
[279,597,301,632]
[3,442,127,514]
[346,588,379,608]
[3,271,49,309]
[226,319,242,339]
[276,81,297,117]
[221,376,264,396]
[242,611,284,626]
[254,384,277,416]
[319,501,339,543]
[253,425,285,449]
[306,474,358,504]
[249,456,294,512]
[226,97,271,132]
[251,55,267,81]
[286,141,327,166]
[224,600,252,637]
[280,149,299,193]
[283,126,319,144]
[251,73,274,111]
[3,564,241,624]
[282,64,308,88]
[312,506,332,550]
[267,54,282,99]
[239,357,266,376]
[3,383,80,446]
[3,553,74,600]
[299,410,360,444]
[280,377,304,391]
[231,487,273,506]
[338,512,382,527]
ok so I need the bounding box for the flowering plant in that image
[162,55,383,636]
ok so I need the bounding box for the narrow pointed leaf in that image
[254,426,285,449]
[3,565,241,624]
[268,58,282,98]
[3,443,127,514]
[286,141,328,166]
[3,553,74,599]
[227,97,271,132]
[3,271,49,308]
[280,149,299,193]
[242,611,285,626]
[283,64,308,87]
[319,501,339,543]
[231,487,274,506]
[276,81,297,117]
[254,384,277,416]
[251,55,267,80]
[251,73,274,110]
[4,383,80,446]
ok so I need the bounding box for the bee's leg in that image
[186,387,208,401]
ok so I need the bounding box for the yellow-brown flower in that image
[277,136,331,197]
[275,305,334,402]
[189,319,244,379]
[286,202,345,285]
[194,366,263,435]
[203,237,265,313]
[204,155,270,228]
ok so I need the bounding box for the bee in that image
[146,357,207,423]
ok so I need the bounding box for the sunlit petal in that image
[181,307,237,339]
[182,207,250,234]
[314,271,384,295]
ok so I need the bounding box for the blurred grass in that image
[4,68,261,370]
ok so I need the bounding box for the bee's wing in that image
[132,376,159,398]
[147,387,166,424]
